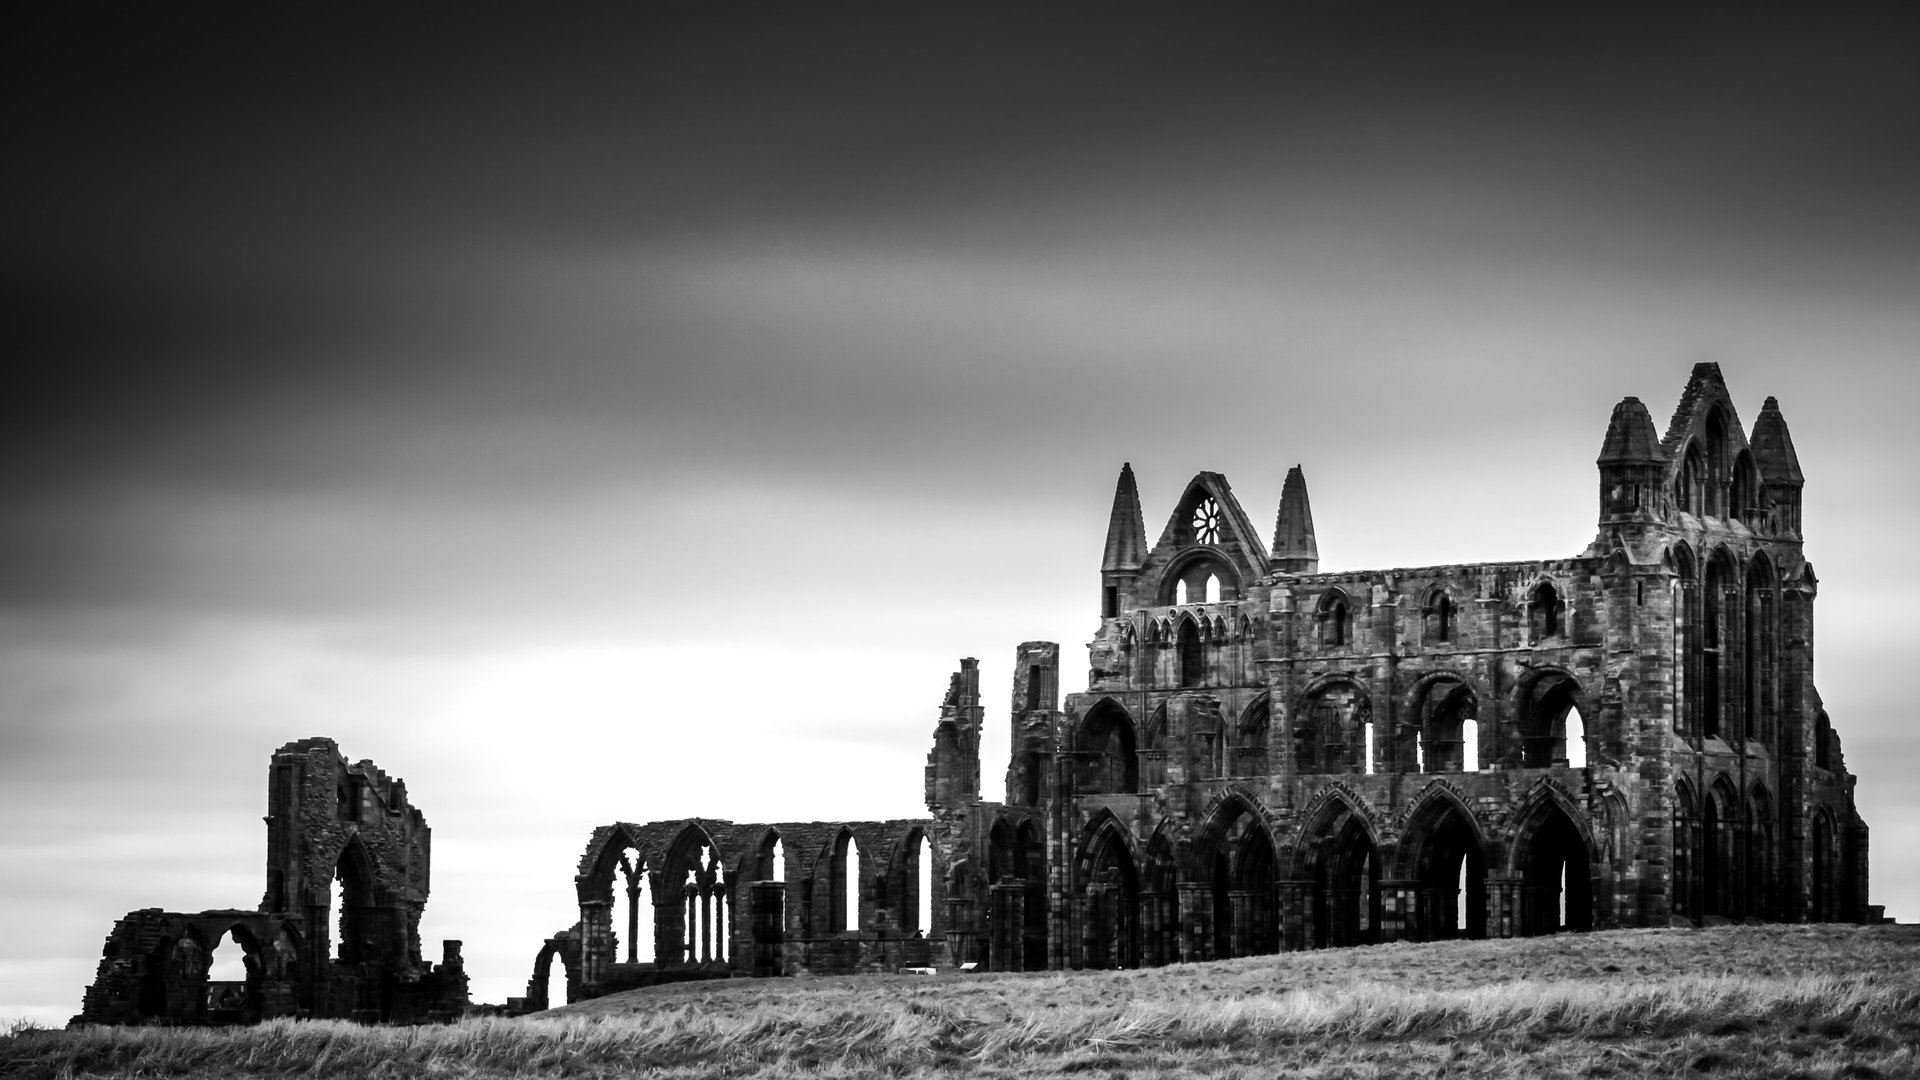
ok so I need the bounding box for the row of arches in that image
[1673,778,1854,922]
[1058,787,1595,970]
[1071,671,1588,793]
[1672,407,1783,532]
[581,822,938,976]
[1669,541,1784,745]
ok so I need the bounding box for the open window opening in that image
[1318,591,1351,648]
[617,850,654,964]
[1205,573,1221,603]
[913,835,934,936]
[1423,590,1453,643]
[1177,617,1203,687]
[1528,581,1562,642]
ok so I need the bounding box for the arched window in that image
[1205,573,1221,604]
[1704,409,1730,518]
[1674,442,1705,517]
[1296,683,1365,774]
[1318,591,1350,649]
[1177,618,1203,687]
[1175,579,1188,605]
[1081,700,1139,794]
[1518,672,1582,767]
[1702,558,1727,739]
[1423,590,1453,643]
[1528,581,1562,643]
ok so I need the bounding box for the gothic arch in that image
[1406,671,1482,773]
[1397,782,1488,940]
[1078,697,1139,794]
[1196,793,1279,958]
[1293,676,1372,775]
[1510,666,1587,768]
[1507,783,1595,935]
[1074,810,1142,969]
[1316,588,1353,648]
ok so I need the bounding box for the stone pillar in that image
[749,881,784,978]
[944,897,974,970]
[1176,882,1213,962]
[1487,874,1522,939]
[1278,880,1311,950]
[578,899,614,991]
[989,883,1025,972]
[1228,891,1253,958]
[1377,879,1420,942]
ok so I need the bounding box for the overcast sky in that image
[5,6,1919,1020]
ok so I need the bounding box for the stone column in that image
[1278,880,1312,950]
[1176,882,1213,962]
[944,897,973,970]
[750,881,784,978]
[1487,874,1522,939]
[989,883,1025,972]
[1377,879,1420,942]
[1228,890,1253,958]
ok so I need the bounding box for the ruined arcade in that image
[537,364,1870,1003]
[74,739,469,1025]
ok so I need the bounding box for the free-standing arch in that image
[1510,790,1594,935]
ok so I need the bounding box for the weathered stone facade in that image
[538,364,1871,1004]
[74,739,468,1025]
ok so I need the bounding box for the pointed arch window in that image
[1177,618,1203,687]
[1318,591,1351,649]
[1528,581,1562,643]
[1423,590,1454,643]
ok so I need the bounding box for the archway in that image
[1200,798,1278,959]
[1411,677,1477,774]
[1077,816,1140,969]
[1516,671,1583,768]
[1298,798,1379,949]
[1514,799,1593,935]
[1080,699,1138,794]
[1401,793,1486,940]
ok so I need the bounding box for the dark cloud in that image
[3,5,1919,1018]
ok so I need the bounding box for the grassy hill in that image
[7,924,1917,1078]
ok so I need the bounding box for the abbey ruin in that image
[528,363,1872,1006]
[73,364,1874,1022]
[74,739,470,1025]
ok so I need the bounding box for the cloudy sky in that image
[5,7,1918,1020]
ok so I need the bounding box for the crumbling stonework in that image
[538,364,1872,1002]
[74,739,468,1025]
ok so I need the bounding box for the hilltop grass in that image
[6,925,1918,1078]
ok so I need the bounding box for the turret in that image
[1596,396,1665,526]
[1749,396,1804,538]
[1269,465,1318,574]
[1100,463,1147,616]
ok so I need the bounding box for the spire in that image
[1749,396,1804,486]
[1597,397,1664,464]
[1101,463,1147,573]
[1269,465,1319,574]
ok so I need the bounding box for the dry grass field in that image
[6,924,1917,1078]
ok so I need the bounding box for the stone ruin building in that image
[74,738,469,1025]
[530,364,1872,1006]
